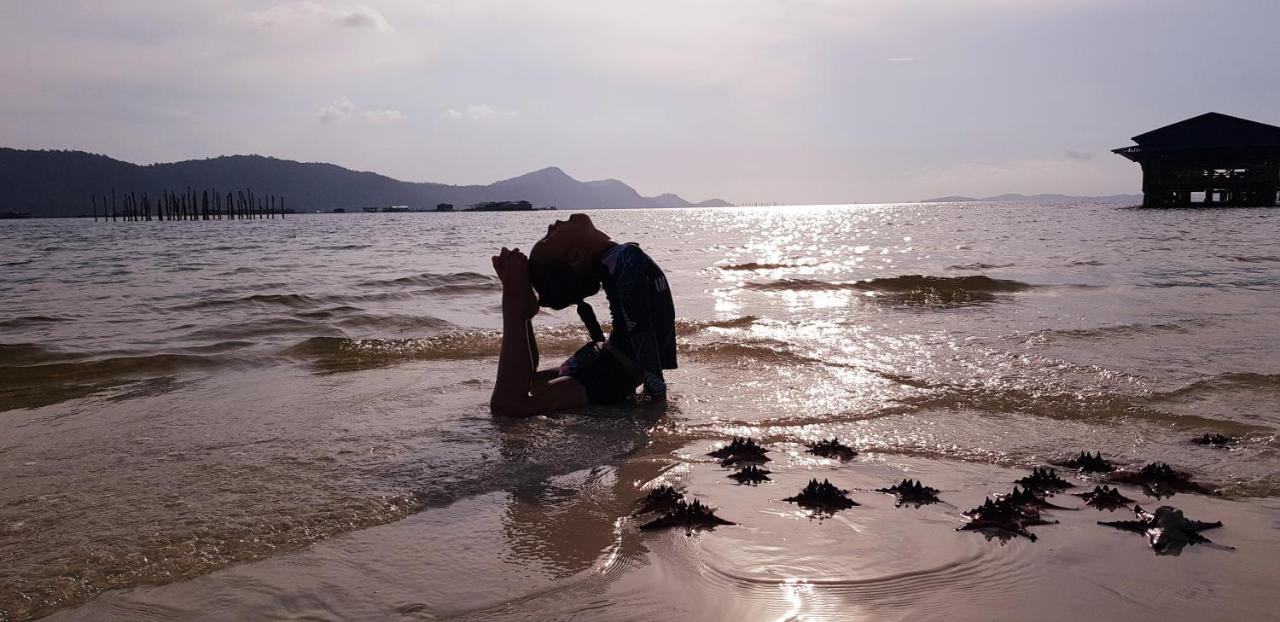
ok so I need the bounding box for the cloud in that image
[1064,149,1092,160]
[362,109,403,124]
[336,5,393,30]
[442,104,517,122]
[251,2,393,32]
[316,97,402,124]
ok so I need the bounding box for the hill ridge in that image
[0,148,732,216]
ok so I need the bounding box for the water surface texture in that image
[3,204,1280,621]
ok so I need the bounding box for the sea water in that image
[3,203,1279,620]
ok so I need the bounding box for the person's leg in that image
[491,283,536,413]
[489,249,588,416]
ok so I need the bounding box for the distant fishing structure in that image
[89,188,288,222]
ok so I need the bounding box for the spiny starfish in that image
[1108,462,1216,498]
[1051,451,1115,473]
[640,499,735,532]
[1074,485,1135,511]
[728,464,772,485]
[807,438,857,461]
[1014,467,1073,494]
[784,478,858,514]
[875,478,940,507]
[708,437,770,466]
[958,496,1057,542]
[1099,505,1227,555]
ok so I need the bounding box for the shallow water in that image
[3,204,1280,620]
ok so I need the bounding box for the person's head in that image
[528,213,611,309]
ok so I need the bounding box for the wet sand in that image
[47,423,1280,621]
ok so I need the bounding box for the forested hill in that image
[0,149,732,217]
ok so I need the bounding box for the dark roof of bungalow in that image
[1123,112,1280,150]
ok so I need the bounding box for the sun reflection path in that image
[775,577,814,622]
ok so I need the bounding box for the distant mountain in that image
[921,193,1142,204]
[0,149,733,217]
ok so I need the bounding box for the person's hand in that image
[491,247,530,288]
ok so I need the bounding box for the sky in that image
[3,1,1279,204]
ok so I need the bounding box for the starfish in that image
[1014,467,1073,494]
[784,478,858,514]
[1050,451,1115,473]
[807,438,857,461]
[1107,462,1216,498]
[958,496,1057,542]
[1099,505,1228,555]
[728,464,772,485]
[1074,485,1135,511]
[639,499,735,532]
[634,485,684,515]
[1191,433,1235,447]
[708,437,771,466]
[875,478,940,507]
[998,486,1076,512]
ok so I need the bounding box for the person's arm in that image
[489,248,588,417]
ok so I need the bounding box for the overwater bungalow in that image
[1113,112,1280,207]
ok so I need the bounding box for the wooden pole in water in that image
[281,196,285,218]
[91,195,98,222]
[111,188,117,222]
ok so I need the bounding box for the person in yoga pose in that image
[489,213,676,417]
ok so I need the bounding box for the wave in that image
[744,274,1035,305]
[0,349,253,411]
[287,316,762,372]
[1222,255,1280,263]
[947,262,1014,270]
[172,293,321,311]
[286,330,583,372]
[1156,372,1280,400]
[0,343,78,366]
[747,274,1033,293]
[717,261,815,271]
[314,244,373,251]
[358,271,499,292]
[290,305,454,332]
[1024,321,1195,342]
[1,352,237,387]
[683,340,823,367]
[675,316,756,335]
[0,315,76,329]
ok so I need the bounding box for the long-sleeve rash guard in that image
[600,242,677,394]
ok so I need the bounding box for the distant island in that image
[921,193,1142,204]
[0,148,733,218]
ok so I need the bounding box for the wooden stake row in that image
[90,188,286,222]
